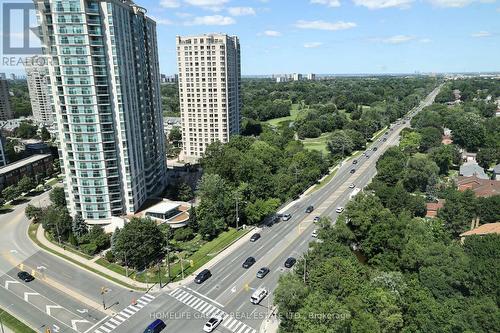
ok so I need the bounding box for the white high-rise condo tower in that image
[34,0,167,220]
[176,34,241,161]
[25,56,54,124]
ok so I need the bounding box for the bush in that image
[80,243,98,255]
[173,227,195,242]
[105,250,116,263]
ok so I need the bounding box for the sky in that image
[1,0,499,75]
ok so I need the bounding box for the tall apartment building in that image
[0,135,6,167]
[34,0,167,220]
[176,34,241,161]
[25,57,53,124]
[0,75,13,121]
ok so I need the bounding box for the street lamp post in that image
[235,198,239,230]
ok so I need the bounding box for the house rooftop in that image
[460,222,500,237]
[459,161,488,180]
[457,176,500,197]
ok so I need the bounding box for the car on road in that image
[385,131,389,135]
[194,269,212,284]
[251,287,268,305]
[365,154,370,158]
[282,213,292,221]
[372,147,378,151]
[242,257,256,268]
[203,314,223,332]
[250,233,261,242]
[313,216,321,223]
[349,183,355,188]
[336,207,344,213]
[284,257,297,268]
[305,205,314,213]
[256,267,270,278]
[352,159,358,164]
[382,138,387,142]
[350,169,356,174]
[312,229,319,238]
[17,271,34,282]
[144,319,166,333]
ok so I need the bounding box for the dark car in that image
[305,205,314,213]
[243,257,256,268]
[350,169,356,174]
[352,159,358,164]
[250,233,261,242]
[17,271,34,282]
[256,267,270,279]
[284,257,296,268]
[194,269,212,284]
[144,319,166,333]
[372,147,378,151]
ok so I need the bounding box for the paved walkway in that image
[34,223,257,292]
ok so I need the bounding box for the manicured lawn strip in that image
[370,126,388,142]
[312,169,338,192]
[28,223,144,291]
[302,133,330,154]
[0,307,35,333]
[45,231,94,260]
[265,103,302,126]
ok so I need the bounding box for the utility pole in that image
[235,197,239,230]
[165,228,171,284]
[180,253,185,280]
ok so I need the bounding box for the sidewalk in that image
[34,223,257,293]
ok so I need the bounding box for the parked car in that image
[350,169,356,174]
[242,257,256,268]
[282,213,292,221]
[203,314,223,332]
[382,138,387,142]
[312,229,319,238]
[144,319,166,333]
[352,159,358,164]
[194,269,212,284]
[336,207,344,213]
[250,233,261,242]
[284,257,296,268]
[256,267,270,279]
[349,183,355,188]
[372,147,378,151]
[313,216,320,223]
[305,205,314,213]
[17,271,34,282]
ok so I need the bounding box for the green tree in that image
[2,185,21,202]
[113,218,166,269]
[168,126,182,145]
[17,176,36,194]
[40,126,51,141]
[41,206,72,241]
[419,127,443,152]
[72,214,88,238]
[25,204,44,223]
[450,113,486,151]
[177,182,193,202]
[402,154,440,192]
[327,130,354,157]
[438,189,477,237]
[49,187,67,207]
[14,121,38,139]
[400,130,422,154]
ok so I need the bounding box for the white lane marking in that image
[189,298,202,308]
[185,287,225,308]
[197,302,209,312]
[4,280,19,289]
[136,299,148,305]
[24,292,39,302]
[99,326,111,333]
[223,317,234,328]
[83,316,109,333]
[142,294,155,301]
[46,305,62,316]
[220,274,232,283]
[103,322,115,329]
[108,318,120,325]
[232,321,242,331]
[114,315,126,321]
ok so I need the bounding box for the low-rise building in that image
[460,222,500,243]
[142,200,190,229]
[425,199,445,218]
[0,154,53,191]
[459,161,488,179]
[493,164,500,181]
[456,176,500,197]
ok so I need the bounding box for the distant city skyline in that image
[1,0,499,76]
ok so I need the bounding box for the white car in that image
[203,314,223,332]
[313,216,320,223]
[251,287,268,305]
[312,229,319,238]
[336,207,344,213]
[349,183,355,188]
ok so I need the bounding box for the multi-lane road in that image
[0,85,440,333]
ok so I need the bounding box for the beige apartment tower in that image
[176,34,241,161]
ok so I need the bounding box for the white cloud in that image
[184,0,229,11]
[426,0,492,7]
[227,7,256,16]
[310,0,341,7]
[372,35,415,43]
[304,42,323,48]
[160,0,181,8]
[419,38,432,43]
[471,31,492,37]
[353,0,414,9]
[176,12,193,17]
[262,30,282,37]
[185,15,235,25]
[295,20,357,31]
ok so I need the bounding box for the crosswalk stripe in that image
[194,300,206,310]
[103,322,116,329]
[128,305,140,312]
[108,318,121,325]
[236,325,247,333]
[244,327,253,333]
[223,317,234,328]
[190,298,202,308]
[181,294,193,303]
[118,311,131,318]
[114,315,126,321]
[197,302,209,312]
[142,294,155,301]
[99,326,111,333]
[174,290,187,299]
[186,296,199,306]
[169,288,181,296]
[94,329,104,333]
[136,299,148,305]
[135,303,144,309]
[177,292,190,302]
[232,321,242,331]
[122,308,135,315]
[204,305,215,316]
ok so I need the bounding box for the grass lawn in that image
[302,133,330,154]
[370,126,388,142]
[97,227,250,284]
[0,307,35,333]
[45,232,94,260]
[265,103,302,127]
